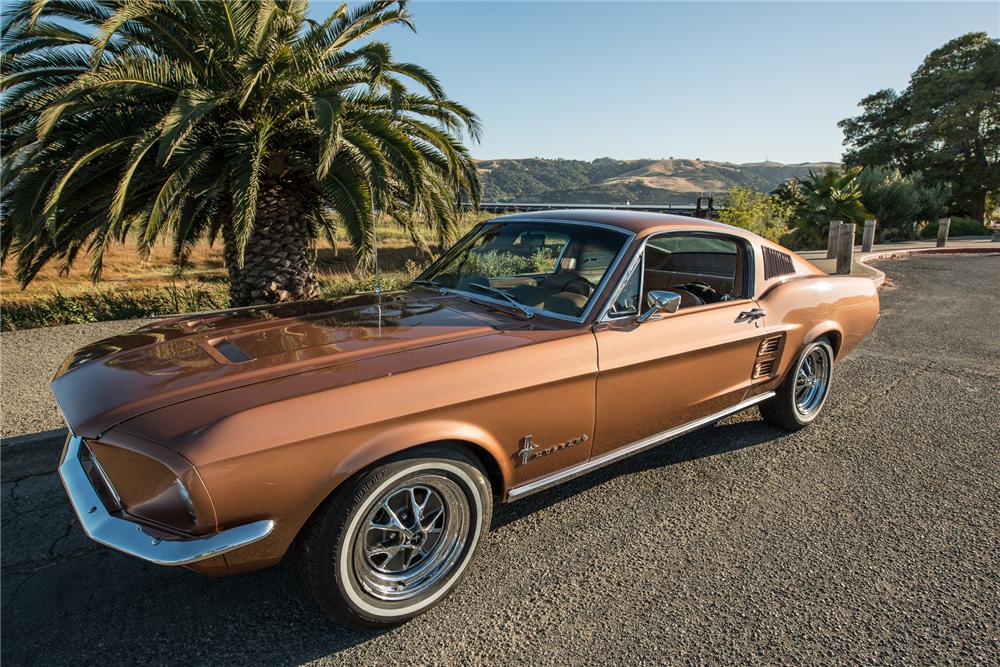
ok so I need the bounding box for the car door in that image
[591,232,766,458]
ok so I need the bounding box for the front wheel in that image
[300,447,492,627]
[760,338,834,431]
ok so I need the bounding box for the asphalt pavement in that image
[1,319,155,440]
[2,254,998,665]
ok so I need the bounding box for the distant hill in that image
[477,157,839,204]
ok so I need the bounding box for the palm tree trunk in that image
[219,193,250,307]
[240,178,320,305]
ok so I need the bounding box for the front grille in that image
[762,247,795,280]
[79,440,122,512]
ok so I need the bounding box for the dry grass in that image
[1,213,487,304]
[1,239,227,304]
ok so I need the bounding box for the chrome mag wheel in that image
[353,475,470,602]
[794,346,832,417]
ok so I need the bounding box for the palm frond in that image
[3,0,481,300]
[225,118,272,264]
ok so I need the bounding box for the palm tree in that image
[1,0,481,306]
[778,167,869,249]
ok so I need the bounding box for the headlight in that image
[85,438,209,533]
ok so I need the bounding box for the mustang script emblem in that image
[517,434,589,465]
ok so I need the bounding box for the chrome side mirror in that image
[636,290,682,323]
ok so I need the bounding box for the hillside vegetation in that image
[478,158,839,204]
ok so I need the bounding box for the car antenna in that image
[373,209,383,336]
[373,212,382,297]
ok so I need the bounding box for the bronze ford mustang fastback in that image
[53,210,879,626]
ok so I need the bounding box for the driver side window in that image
[605,232,749,320]
[643,234,744,309]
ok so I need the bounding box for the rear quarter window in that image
[647,236,738,254]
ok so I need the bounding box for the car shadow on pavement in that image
[1,441,393,666]
[492,416,787,530]
[1,416,786,666]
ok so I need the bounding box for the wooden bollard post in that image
[862,219,877,252]
[826,220,843,259]
[836,223,855,274]
[936,218,951,248]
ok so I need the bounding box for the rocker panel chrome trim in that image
[507,391,776,500]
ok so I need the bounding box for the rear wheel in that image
[760,338,834,431]
[300,447,492,627]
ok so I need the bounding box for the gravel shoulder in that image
[1,319,154,440]
[2,255,998,666]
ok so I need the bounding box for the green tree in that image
[857,167,950,239]
[716,187,793,242]
[839,32,1000,223]
[837,90,917,173]
[2,0,481,306]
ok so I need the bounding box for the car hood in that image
[51,291,505,437]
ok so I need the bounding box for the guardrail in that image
[468,201,722,218]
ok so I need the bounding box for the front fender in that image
[332,419,512,492]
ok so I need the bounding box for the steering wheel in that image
[675,281,718,303]
[562,275,596,297]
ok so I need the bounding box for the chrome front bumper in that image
[58,435,275,566]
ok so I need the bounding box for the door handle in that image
[737,308,765,323]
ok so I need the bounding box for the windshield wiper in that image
[410,278,444,291]
[466,284,534,320]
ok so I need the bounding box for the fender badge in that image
[517,434,589,465]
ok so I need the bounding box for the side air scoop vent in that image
[758,335,781,356]
[752,359,776,380]
[752,334,785,380]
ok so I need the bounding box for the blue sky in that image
[311,1,999,163]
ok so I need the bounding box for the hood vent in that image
[177,318,215,333]
[213,339,253,363]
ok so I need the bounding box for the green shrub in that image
[319,267,423,298]
[877,227,912,244]
[717,187,794,242]
[776,167,869,250]
[466,250,535,277]
[531,247,559,273]
[1,261,432,331]
[918,217,989,239]
[1,285,229,331]
[858,167,950,236]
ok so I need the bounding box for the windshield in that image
[418,222,630,319]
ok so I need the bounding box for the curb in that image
[1,428,67,482]
[857,246,999,288]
